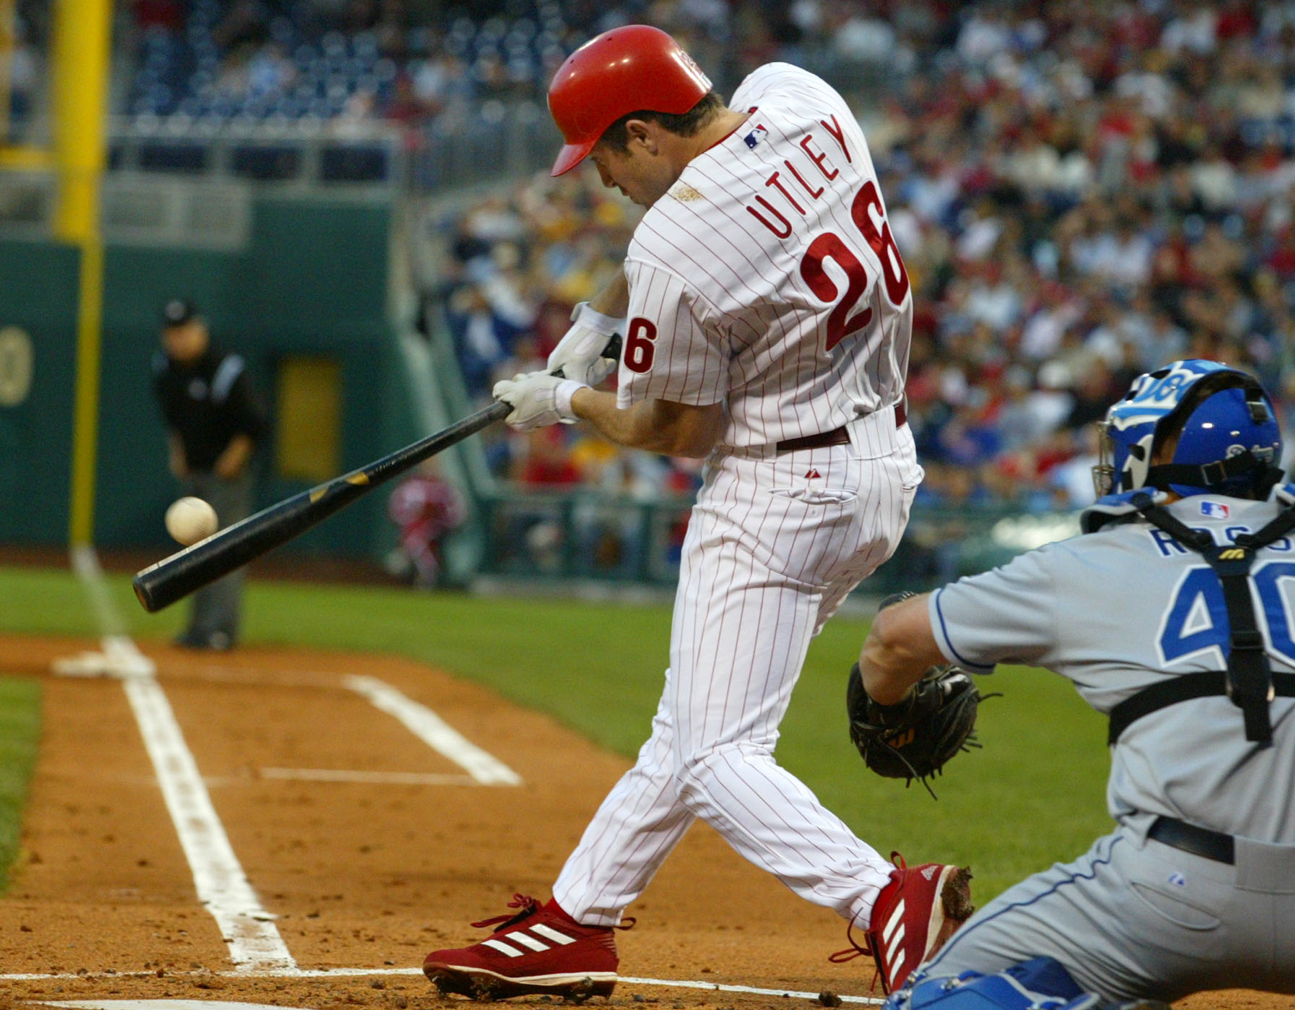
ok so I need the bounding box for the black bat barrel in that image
[133,332,620,613]
[133,400,510,613]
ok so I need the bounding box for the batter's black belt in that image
[1147,815,1235,864]
[774,400,908,453]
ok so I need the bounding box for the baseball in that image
[165,496,218,546]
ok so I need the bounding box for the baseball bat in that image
[133,335,620,613]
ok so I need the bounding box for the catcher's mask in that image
[1093,359,1283,500]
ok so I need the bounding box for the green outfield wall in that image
[0,196,414,557]
[0,242,80,543]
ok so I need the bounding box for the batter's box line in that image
[0,968,884,1004]
[341,674,523,787]
[257,768,490,787]
[619,976,885,1005]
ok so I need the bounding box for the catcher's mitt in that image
[846,661,984,796]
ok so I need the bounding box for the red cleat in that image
[864,853,974,993]
[423,894,628,1002]
[832,852,973,995]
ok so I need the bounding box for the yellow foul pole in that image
[53,0,112,546]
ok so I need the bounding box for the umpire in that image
[152,298,266,650]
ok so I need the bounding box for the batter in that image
[423,24,968,1001]
[856,360,1295,1007]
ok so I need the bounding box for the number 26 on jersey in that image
[800,180,910,350]
[622,180,911,374]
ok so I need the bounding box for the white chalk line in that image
[35,1002,314,1010]
[69,545,127,638]
[342,674,522,786]
[258,767,483,786]
[36,1002,312,1010]
[63,546,156,678]
[68,547,294,974]
[122,678,296,972]
[59,555,523,970]
[110,668,524,787]
[3,968,884,1002]
[620,977,884,1004]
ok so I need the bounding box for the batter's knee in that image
[669,740,773,812]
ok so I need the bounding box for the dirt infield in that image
[0,634,1283,1010]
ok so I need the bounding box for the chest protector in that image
[1107,492,1295,748]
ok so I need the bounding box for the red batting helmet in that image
[547,25,713,177]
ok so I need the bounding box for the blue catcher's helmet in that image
[1093,359,1284,500]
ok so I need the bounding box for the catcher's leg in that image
[921,826,1295,1002]
[881,957,1170,1010]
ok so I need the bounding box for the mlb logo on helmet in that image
[672,48,711,90]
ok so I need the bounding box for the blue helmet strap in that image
[1106,493,1295,747]
[1142,448,1285,499]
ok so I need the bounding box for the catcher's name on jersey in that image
[1146,519,1294,556]
[617,63,913,450]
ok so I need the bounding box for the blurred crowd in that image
[3,1,48,142]
[426,0,1295,512]
[116,0,762,124]
[111,1,1001,128]
[869,0,1295,511]
[13,1,1295,514]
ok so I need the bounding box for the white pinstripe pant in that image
[554,408,921,928]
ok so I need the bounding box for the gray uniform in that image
[923,493,1295,1001]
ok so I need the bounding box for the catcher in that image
[851,360,1295,1009]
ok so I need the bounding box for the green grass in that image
[0,676,41,894]
[0,563,1114,901]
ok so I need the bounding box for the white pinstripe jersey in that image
[615,63,913,450]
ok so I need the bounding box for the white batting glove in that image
[546,302,622,386]
[492,371,588,430]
